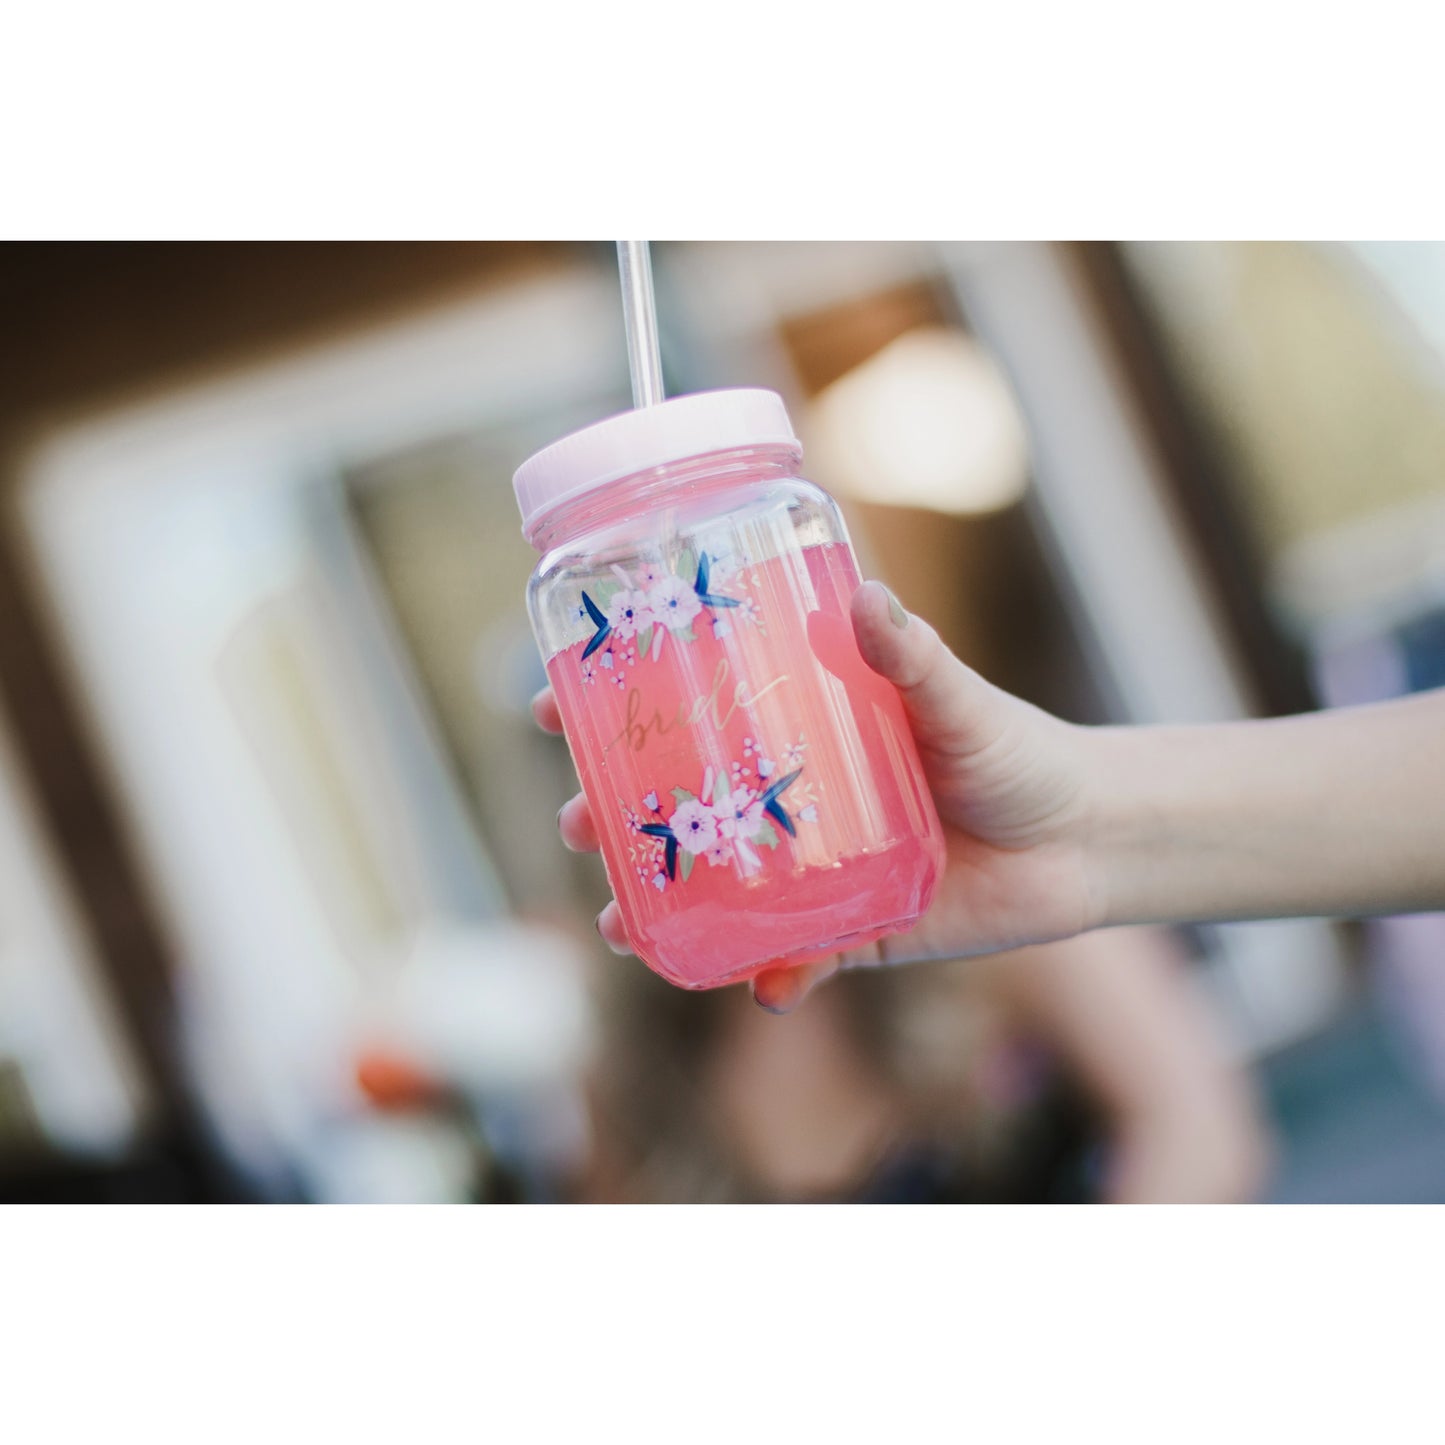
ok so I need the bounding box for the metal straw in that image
[616,241,665,408]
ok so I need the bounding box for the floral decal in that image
[579,551,758,677]
[621,737,820,887]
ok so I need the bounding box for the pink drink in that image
[545,539,944,988]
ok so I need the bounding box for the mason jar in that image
[517,389,943,989]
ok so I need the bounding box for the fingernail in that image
[597,915,631,955]
[883,586,909,630]
[751,980,791,1015]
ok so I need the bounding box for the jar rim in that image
[514,389,802,545]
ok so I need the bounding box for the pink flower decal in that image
[633,740,819,885]
[647,573,702,632]
[670,797,719,854]
[713,787,764,840]
[578,552,747,677]
[605,589,649,641]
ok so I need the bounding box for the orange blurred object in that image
[355,1049,447,1111]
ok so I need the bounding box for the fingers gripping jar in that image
[517,389,944,990]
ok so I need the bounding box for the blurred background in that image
[1,240,1443,1202]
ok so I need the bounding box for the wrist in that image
[1072,723,1164,933]
[1073,720,1259,932]
[1022,716,1124,939]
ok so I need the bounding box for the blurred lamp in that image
[803,326,1030,515]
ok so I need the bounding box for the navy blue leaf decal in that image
[664,835,679,880]
[639,823,674,840]
[580,590,611,660]
[763,798,797,837]
[759,768,802,806]
[693,553,746,612]
[758,769,801,838]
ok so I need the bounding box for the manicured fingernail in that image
[751,980,791,1015]
[884,586,909,630]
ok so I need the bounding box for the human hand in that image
[535,580,1107,1012]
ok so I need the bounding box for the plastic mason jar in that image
[516,389,944,990]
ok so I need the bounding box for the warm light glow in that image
[803,326,1031,515]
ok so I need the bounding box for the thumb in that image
[850,580,1007,760]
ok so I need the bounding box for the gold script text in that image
[603,659,790,756]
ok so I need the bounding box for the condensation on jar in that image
[515,389,944,990]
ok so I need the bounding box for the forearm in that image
[1082,690,1445,929]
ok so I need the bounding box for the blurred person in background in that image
[577,925,1267,1203]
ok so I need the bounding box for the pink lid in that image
[513,388,801,544]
